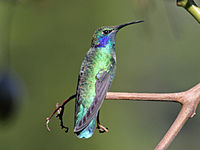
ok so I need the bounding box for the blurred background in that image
[0,0,199,149]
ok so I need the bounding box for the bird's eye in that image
[103,30,112,35]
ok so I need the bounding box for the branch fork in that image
[105,83,200,150]
[46,83,200,150]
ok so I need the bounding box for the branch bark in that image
[46,83,200,150]
[105,83,200,150]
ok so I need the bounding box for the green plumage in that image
[74,20,143,138]
[76,47,116,123]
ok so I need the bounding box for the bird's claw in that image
[97,123,109,133]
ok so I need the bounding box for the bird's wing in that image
[74,70,110,132]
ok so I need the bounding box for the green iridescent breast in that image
[75,46,116,125]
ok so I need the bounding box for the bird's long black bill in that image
[116,20,144,30]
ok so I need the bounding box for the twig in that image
[177,0,200,23]
[46,83,200,149]
[105,83,200,150]
[46,94,76,132]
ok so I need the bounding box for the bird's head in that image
[91,20,143,48]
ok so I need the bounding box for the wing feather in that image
[74,70,110,132]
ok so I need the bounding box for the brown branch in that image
[105,83,200,150]
[46,83,200,149]
[106,92,182,102]
[46,94,76,132]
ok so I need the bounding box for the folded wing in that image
[74,70,110,132]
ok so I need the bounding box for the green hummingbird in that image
[74,20,143,138]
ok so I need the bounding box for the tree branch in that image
[106,92,182,103]
[177,0,200,23]
[46,83,200,150]
[105,83,200,150]
[46,94,76,132]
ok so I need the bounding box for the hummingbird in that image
[74,20,143,138]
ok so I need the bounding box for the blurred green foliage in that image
[0,0,200,150]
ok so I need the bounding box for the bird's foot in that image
[97,123,109,133]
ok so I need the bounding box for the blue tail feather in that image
[75,115,97,138]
